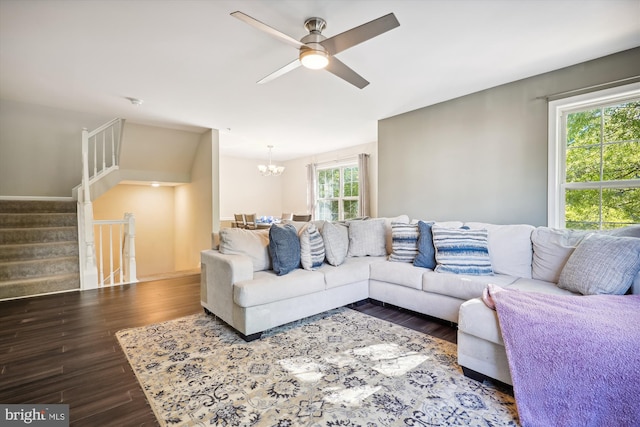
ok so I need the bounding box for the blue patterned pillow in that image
[413,221,436,269]
[300,223,325,270]
[269,223,301,275]
[389,222,419,262]
[432,226,493,275]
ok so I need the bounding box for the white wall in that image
[378,47,640,226]
[0,99,111,197]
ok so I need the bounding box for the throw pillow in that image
[558,233,640,295]
[347,218,387,257]
[388,222,419,263]
[268,223,301,276]
[322,221,349,266]
[299,223,325,270]
[413,221,436,269]
[432,226,493,275]
[219,228,271,272]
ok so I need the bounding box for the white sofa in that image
[200,217,640,384]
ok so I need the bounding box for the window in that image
[548,83,640,229]
[316,163,359,221]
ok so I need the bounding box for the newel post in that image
[123,212,137,283]
[80,128,99,290]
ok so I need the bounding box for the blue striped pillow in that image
[432,226,493,275]
[389,222,419,263]
[300,223,325,270]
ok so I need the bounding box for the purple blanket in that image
[484,285,640,427]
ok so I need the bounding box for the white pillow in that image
[347,218,387,257]
[219,228,271,272]
[322,222,349,266]
[299,223,325,270]
[531,227,590,283]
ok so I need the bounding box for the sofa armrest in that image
[200,249,254,327]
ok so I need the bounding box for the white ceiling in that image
[1,0,639,161]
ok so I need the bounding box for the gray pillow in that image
[322,222,349,266]
[347,218,387,257]
[219,228,271,272]
[300,223,325,270]
[558,233,640,295]
[268,224,301,276]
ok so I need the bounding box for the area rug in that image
[116,308,518,426]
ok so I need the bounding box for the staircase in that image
[0,200,80,300]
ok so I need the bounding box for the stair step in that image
[0,257,79,281]
[0,274,80,300]
[0,241,79,262]
[0,200,76,214]
[0,212,77,228]
[0,226,78,245]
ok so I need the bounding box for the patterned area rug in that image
[116,308,519,426]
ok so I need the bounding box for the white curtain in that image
[306,162,317,219]
[358,153,370,217]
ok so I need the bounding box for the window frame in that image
[547,82,640,228]
[315,161,359,221]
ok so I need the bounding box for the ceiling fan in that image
[231,11,400,89]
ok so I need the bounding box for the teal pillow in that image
[268,223,300,275]
[413,221,436,269]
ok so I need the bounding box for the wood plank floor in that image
[0,274,457,426]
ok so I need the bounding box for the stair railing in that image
[77,118,136,289]
[94,213,137,286]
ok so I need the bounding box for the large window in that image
[548,83,640,229]
[316,164,359,221]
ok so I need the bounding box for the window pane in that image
[343,200,359,220]
[603,141,640,181]
[317,200,339,222]
[603,101,640,142]
[602,188,640,228]
[343,166,359,197]
[566,146,601,182]
[565,188,600,230]
[566,109,601,148]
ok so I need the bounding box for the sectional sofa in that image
[200,216,640,385]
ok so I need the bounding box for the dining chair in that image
[292,214,311,222]
[281,213,293,221]
[244,213,257,229]
[233,213,246,228]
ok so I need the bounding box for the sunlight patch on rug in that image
[116,308,519,426]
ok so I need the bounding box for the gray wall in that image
[378,47,640,226]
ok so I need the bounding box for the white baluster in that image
[124,212,137,283]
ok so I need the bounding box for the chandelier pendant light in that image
[257,145,285,176]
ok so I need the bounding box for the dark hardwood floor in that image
[0,274,457,426]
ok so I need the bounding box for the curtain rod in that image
[537,75,640,101]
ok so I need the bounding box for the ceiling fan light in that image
[300,49,329,69]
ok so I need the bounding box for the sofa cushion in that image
[370,260,428,290]
[319,256,382,289]
[347,218,387,257]
[432,226,493,275]
[413,220,436,269]
[322,221,349,266]
[234,269,325,307]
[558,233,640,295]
[299,223,325,271]
[506,278,579,295]
[219,228,271,272]
[465,223,535,278]
[422,271,517,301]
[531,227,590,283]
[388,222,419,263]
[268,223,301,276]
[458,297,504,345]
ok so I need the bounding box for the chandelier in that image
[257,145,285,176]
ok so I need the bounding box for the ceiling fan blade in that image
[231,11,305,49]
[320,13,400,55]
[257,59,302,84]
[325,57,369,89]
